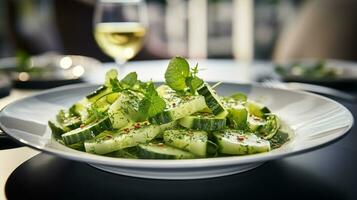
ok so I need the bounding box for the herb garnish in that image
[137,82,166,120]
[102,69,166,121]
[165,57,204,94]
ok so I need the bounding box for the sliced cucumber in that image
[149,111,174,125]
[258,114,280,139]
[163,129,208,157]
[227,107,248,129]
[107,91,142,129]
[86,85,108,99]
[149,85,207,124]
[61,116,112,145]
[106,147,139,159]
[69,98,91,122]
[159,121,177,131]
[108,104,131,129]
[138,143,196,159]
[117,91,144,121]
[56,109,82,130]
[222,96,245,109]
[179,113,226,131]
[247,114,280,139]
[213,130,270,155]
[246,100,270,118]
[84,122,161,154]
[62,117,81,130]
[247,115,266,132]
[197,83,228,117]
[48,120,68,138]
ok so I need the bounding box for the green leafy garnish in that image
[85,105,107,124]
[138,82,166,120]
[121,72,138,88]
[165,57,190,91]
[165,57,204,94]
[105,69,119,87]
[105,70,166,121]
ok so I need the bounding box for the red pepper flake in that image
[80,124,85,128]
[157,143,164,147]
[123,128,130,133]
[237,136,245,141]
[134,123,141,129]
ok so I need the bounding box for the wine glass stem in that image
[115,58,127,74]
[115,58,127,66]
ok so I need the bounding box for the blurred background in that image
[1,0,357,62]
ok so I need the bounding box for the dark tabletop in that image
[3,90,357,200]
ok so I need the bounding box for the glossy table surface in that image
[1,60,357,200]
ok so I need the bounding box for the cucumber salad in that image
[49,57,290,159]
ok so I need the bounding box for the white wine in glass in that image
[94,0,148,65]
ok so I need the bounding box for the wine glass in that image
[94,0,148,65]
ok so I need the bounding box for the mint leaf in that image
[186,76,203,95]
[105,69,118,87]
[110,78,122,93]
[121,72,138,88]
[165,57,190,91]
[138,82,166,120]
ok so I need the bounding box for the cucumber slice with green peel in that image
[206,140,219,157]
[108,91,143,129]
[138,143,196,159]
[222,96,245,109]
[159,121,177,131]
[116,91,144,121]
[246,101,270,118]
[258,114,280,139]
[108,105,131,129]
[149,85,207,124]
[67,142,85,151]
[61,116,112,145]
[69,98,91,122]
[163,129,208,157]
[62,117,82,130]
[86,85,108,99]
[179,113,226,131]
[106,147,139,159]
[84,122,161,155]
[247,116,266,132]
[213,130,270,155]
[56,109,82,130]
[227,107,248,129]
[247,114,280,139]
[197,83,228,117]
[48,120,68,138]
[87,86,114,105]
[149,111,174,125]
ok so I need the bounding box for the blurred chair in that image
[274,0,357,62]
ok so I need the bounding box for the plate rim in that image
[0,83,354,169]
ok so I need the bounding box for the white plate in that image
[0,83,353,179]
